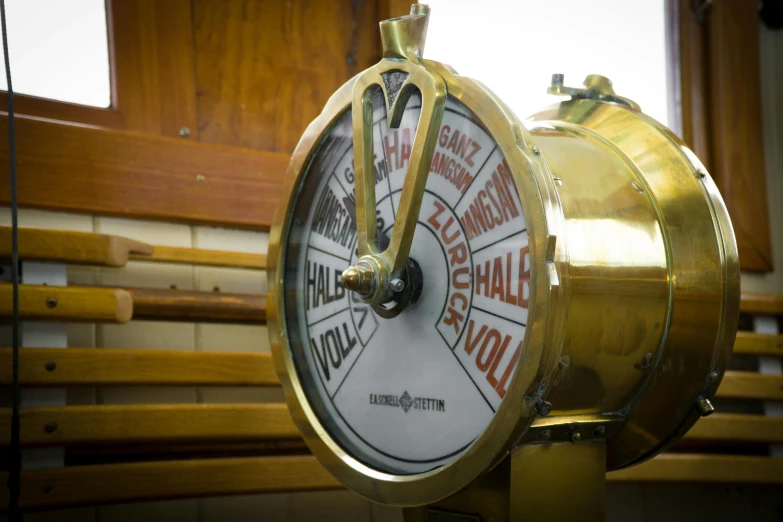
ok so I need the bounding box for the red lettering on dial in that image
[429,200,472,337]
[475,246,530,308]
[460,160,519,241]
[464,318,521,399]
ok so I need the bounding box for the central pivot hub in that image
[341,259,379,299]
[341,254,423,319]
[340,255,389,304]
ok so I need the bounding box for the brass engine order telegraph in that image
[267,4,739,520]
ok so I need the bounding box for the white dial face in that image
[283,91,529,475]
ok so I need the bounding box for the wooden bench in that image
[1,226,782,512]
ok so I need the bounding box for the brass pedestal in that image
[404,443,606,522]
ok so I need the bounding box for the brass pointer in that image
[340,4,446,312]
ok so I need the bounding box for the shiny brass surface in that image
[510,443,606,522]
[402,459,512,522]
[348,4,446,305]
[268,2,738,510]
[527,99,739,469]
[548,73,641,110]
[403,442,607,522]
[340,261,376,296]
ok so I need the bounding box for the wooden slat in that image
[66,440,309,465]
[0,456,340,511]
[0,404,297,447]
[127,288,265,323]
[733,331,783,357]
[2,453,781,511]
[741,292,783,316]
[0,226,153,267]
[685,413,783,445]
[0,348,277,387]
[607,454,783,484]
[4,404,779,449]
[716,371,783,401]
[4,349,778,402]
[0,113,288,229]
[0,285,132,323]
[130,245,266,270]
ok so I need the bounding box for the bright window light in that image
[0,0,111,108]
[425,0,669,127]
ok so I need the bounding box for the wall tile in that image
[201,491,371,522]
[98,499,198,522]
[99,261,194,290]
[0,207,93,232]
[23,507,96,522]
[95,217,192,246]
[192,226,268,253]
[67,323,96,348]
[200,386,284,404]
[286,491,371,522]
[195,266,265,294]
[201,494,287,522]
[197,324,269,352]
[100,321,195,350]
[67,265,97,286]
[101,386,197,405]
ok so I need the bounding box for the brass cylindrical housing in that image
[527,99,739,468]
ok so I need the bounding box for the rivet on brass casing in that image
[638,352,654,369]
[696,397,715,416]
[536,400,553,417]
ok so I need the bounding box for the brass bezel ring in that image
[267,65,562,506]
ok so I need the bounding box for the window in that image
[425,0,669,126]
[0,0,111,108]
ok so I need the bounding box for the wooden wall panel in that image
[192,0,380,152]
[676,0,773,272]
[0,114,288,229]
[108,0,197,138]
[153,0,199,140]
[706,0,773,272]
[108,0,162,134]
